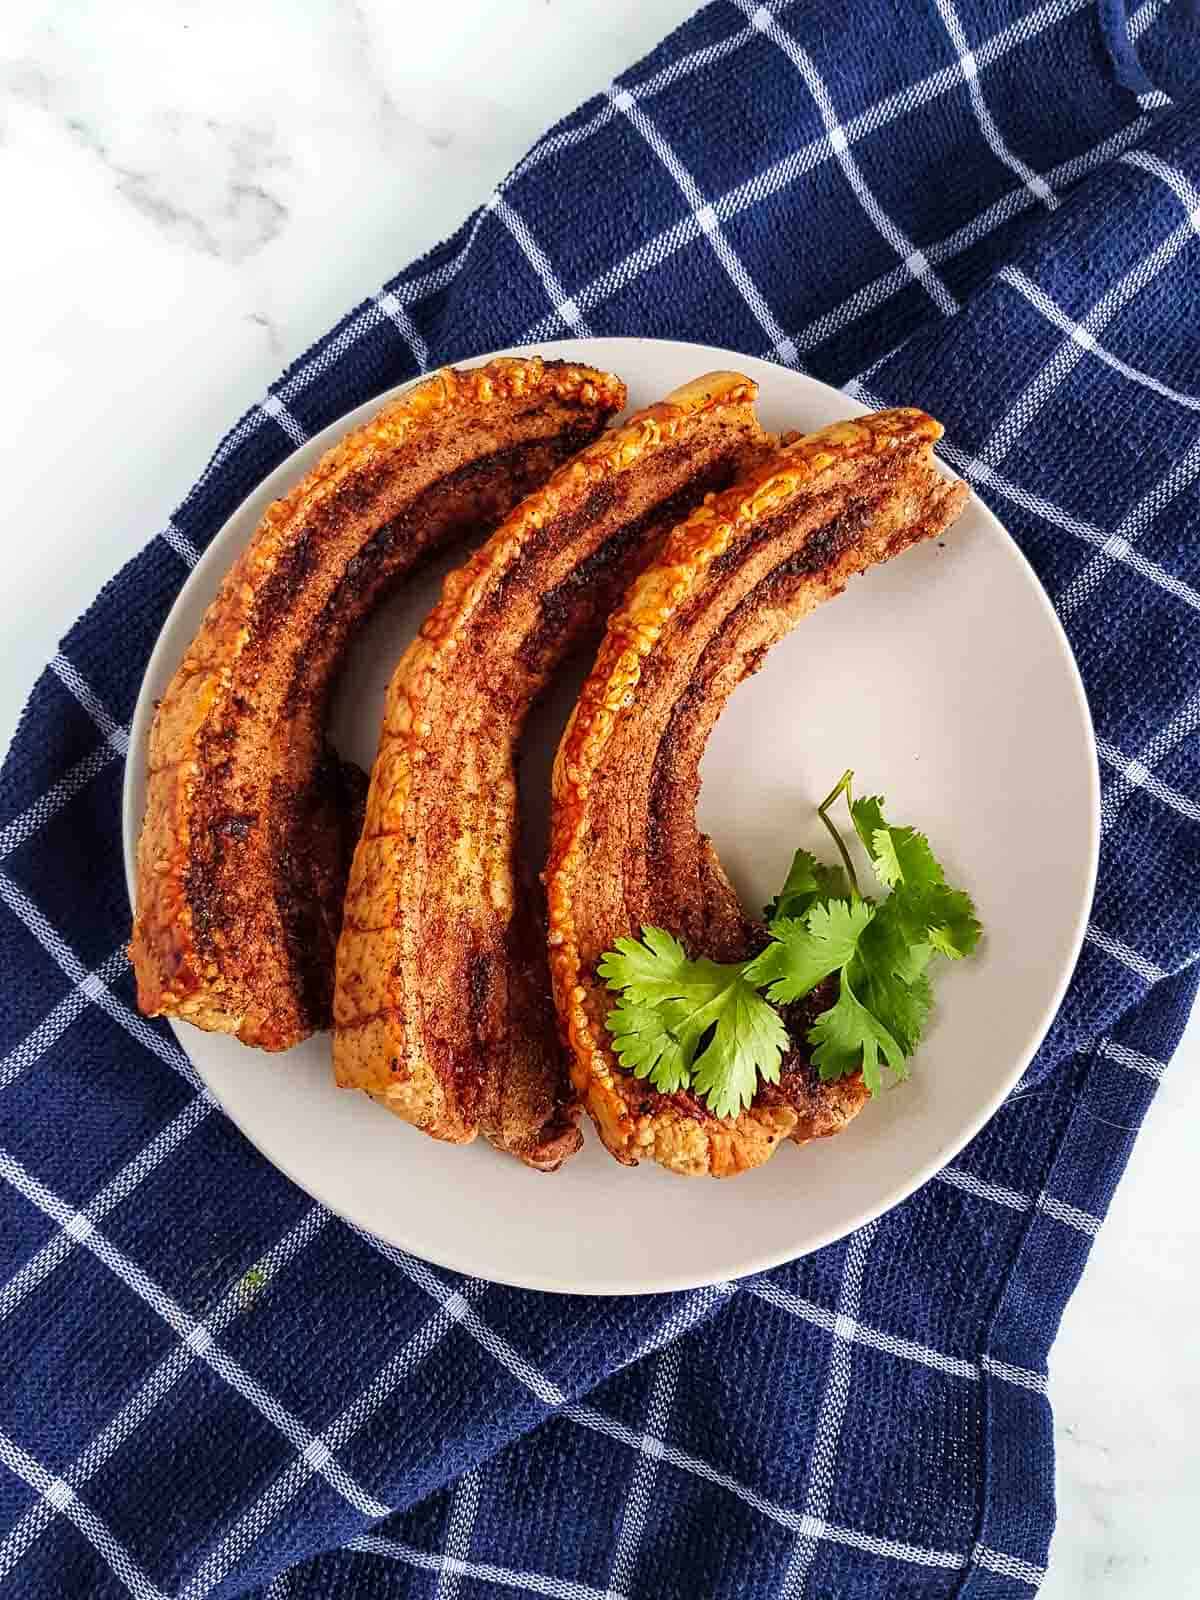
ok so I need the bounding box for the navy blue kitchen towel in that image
[2,2,1198,1595]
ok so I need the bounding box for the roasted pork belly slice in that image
[132,358,624,1050]
[333,371,770,1168]
[547,409,969,1177]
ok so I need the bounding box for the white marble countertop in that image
[2,2,1197,1592]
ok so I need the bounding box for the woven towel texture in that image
[1,2,1198,1596]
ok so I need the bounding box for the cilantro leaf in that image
[851,796,944,893]
[688,980,790,1120]
[848,956,931,1055]
[604,997,691,1093]
[849,795,887,861]
[870,827,904,887]
[857,896,933,986]
[743,899,875,1004]
[601,928,788,1118]
[877,880,980,961]
[850,796,981,959]
[764,847,854,922]
[840,897,934,1056]
[807,972,908,1095]
[597,927,699,1003]
[922,887,982,959]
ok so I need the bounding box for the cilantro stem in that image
[817,769,859,896]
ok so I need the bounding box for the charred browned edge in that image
[513,441,750,677]
[547,408,962,1158]
[641,487,881,895]
[280,434,599,717]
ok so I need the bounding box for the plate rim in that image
[122,335,1100,1295]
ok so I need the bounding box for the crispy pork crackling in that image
[131,358,624,1050]
[546,409,969,1178]
[333,372,770,1169]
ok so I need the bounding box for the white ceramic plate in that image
[123,337,1098,1295]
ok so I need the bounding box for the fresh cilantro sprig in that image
[600,771,981,1117]
[598,929,788,1119]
